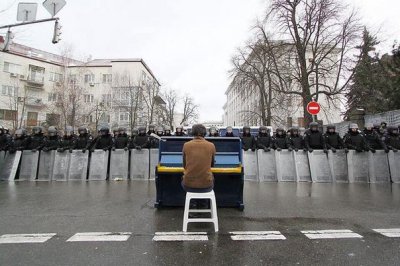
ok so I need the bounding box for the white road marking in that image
[302,230,363,239]
[153,232,208,241]
[230,231,286,241]
[0,233,56,244]
[373,228,400,237]
[66,232,131,242]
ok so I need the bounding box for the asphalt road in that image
[0,181,400,266]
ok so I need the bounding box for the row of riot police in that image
[239,123,400,153]
[0,124,190,153]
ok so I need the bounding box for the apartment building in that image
[0,41,163,132]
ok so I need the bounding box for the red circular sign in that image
[307,101,321,115]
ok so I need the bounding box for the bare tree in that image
[142,79,161,125]
[265,0,362,124]
[161,88,178,130]
[180,94,199,125]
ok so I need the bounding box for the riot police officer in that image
[241,126,255,151]
[113,129,119,138]
[129,126,149,150]
[164,128,172,136]
[362,123,389,153]
[8,129,29,153]
[73,126,92,152]
[288,127,305,151]
[175,125,185,136]
[43,126,61,151]
[131,128,139,138]
[147,124,156,136]
[58,126,75,152]
[92,127,113,151]
[343,123,368,152]
[256,126,272,152]
[225,126,235,137]
[26,126,45,152]
[150,126,164,148]
[324,125,344,152]
[0,126,10,151]
[113,127,129,150]
[304,122,327,153]
[208,127,219,137]
[384,126,400,152]
[273,127,289,151]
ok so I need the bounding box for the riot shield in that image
[109,149,129,180]
[275,150,296,182]
[347,150,369,183]
[68,150,89,181]
[243,150,258,181]
[328,150,348,183]
[88,150,109,180]
[257,149,277,182]
[368,150,390,183]
[19,150,39,181]
[0,151,5,171]
[294,151,311,182]
[0,151,22,181]
[149,149,159,180]
[37,150,56,181]
[388,151,400,183]
[308,150,332,182]
[52,151,71,181]
[130,149,149,179]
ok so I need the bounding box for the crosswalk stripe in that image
[373,228,400,237]
[153,232,208,241]
[230,231,286,241]
[0,233,56,244]
[301,230,363,239]
[66,232,131,242]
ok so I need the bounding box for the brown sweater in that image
[182,137,216,188]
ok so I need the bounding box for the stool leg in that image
[183,196,191,232]
[211,194,218,232]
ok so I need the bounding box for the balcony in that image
[25,97,45,108]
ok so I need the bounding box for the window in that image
[84,94,94,103]
[308,77,315,85]
[49,72,63,82]
[27,112,38,126]
[3,62,21,74]
[0,109,17,121]
[69,74,77,83]
[29,65,45,83]
[48,93,58,102]
[102,74,112,83]
[84,74,95,83]
[83,115,93,123]
[119,112,129,122]
[1,85,17,96]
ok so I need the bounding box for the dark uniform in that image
[288,127,305,151]
[8,129,29,153]
[92,127,113,151]
[343,123,368,152]
[129,127,149,150]
[384,126,400,152]
[241,126,255,151]
[26,126,45,151]
[73,127,93,152]
[256,126,272,152]
[147,125,156,136]
[0,126,10,151]
[362,123,388,153]
[43,126,61,151]
[164,129,172,136]
[58,126,76,152]
[273,128,289,151]
[113,127,129,150]
[150,126,164,148]
[304,122,327,153]
[175,126,185,136]
[324,125,344,152]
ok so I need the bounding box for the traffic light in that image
[52,20,61,44]
[3,30,15,51]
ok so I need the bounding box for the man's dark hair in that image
[192,124,206,137]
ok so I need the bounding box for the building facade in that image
[0,42,164,133]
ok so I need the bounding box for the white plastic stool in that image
[183,190,219,232]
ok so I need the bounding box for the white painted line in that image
[373,228,400,237]
[152,235,208,242]
[0,233,56,244]
[301,230,363,239]
[309,107,319,110]
[155,232,207,235]
[229,231,286,241]
[66,232,131,242]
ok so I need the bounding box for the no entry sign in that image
[307,101,320,115]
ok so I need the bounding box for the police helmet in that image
[365,123,373,130]
[138,127,146,135]
[349,123,359,130]
[226,126,233,133]
[176,125,183,132]
[32,126,42,135]
[15,129,24,137]
[100,127,109,135]
[156,126,164,134]
[78,126,87,135]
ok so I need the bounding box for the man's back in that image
[183,138,216,189]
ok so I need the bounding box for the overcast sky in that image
[1,0,400,122]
